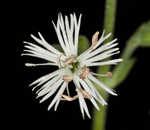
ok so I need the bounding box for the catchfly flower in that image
[22,13,122,118]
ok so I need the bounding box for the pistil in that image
[91,71,112,78]
[65,55,76,65]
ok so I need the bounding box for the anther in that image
[63,75,73,82]
[91,31,99,49]
[106,72,112,78]
[80,66,90,79]
[65,55,76,65]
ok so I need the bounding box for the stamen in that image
[77,88,91,99]
[58,53,63,68]
[61,94,78,101]
[91,72,112,78]
[63,75,73,82]
[66,84,70,96]
[91,31,99,50]
[65,55,76,65]
[106,72,112,78]
[80,66,90,79]
[61,88,92,101]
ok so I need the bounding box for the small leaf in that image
[104,58,137,88]
[78,35,90,55]
[52,43,63,52]
[127,21,150,47]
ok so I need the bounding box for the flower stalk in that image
[92,0,117,130]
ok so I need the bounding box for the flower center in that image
[70,61,80,73]
[63,55,80,73]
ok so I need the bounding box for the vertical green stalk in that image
[99,0,117,79]
[92,92,108,130]
[104,0,117,39]
[92,0,117,130]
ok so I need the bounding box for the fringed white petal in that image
[78,38,118,62]
[88,73,117,96]
[65,15,75,55]
[24,41,58,58]
[23,49,57,63]
[58,14,71,55]
[92,32,112,50]
[48,82,67,110]
[74,75,91,119]
[29,69,61,88]
[74,14,82,55]
[83,41,118,61]
[52,21,69,56]
[25,63,57,67]
[78,90,91,119]
[37,75,62,97]
[52,13,82,56]
[22,53,56,63]
[78,92,85,119]
[84,48,120,64]
[77,33,118,62]
[39,79,64,103]
[87,59,123,67]
[73,78,85,118]
[31,33,61,55]
[78,78,100,111]
[84,78,107,105]
[54,98,61,111]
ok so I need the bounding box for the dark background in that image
[15,1,150,130]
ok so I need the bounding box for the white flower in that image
[22,13,123,119]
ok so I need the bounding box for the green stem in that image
[92,93,108,130]
[121,43,137,60]
[104,0,117,41]
[92,0,117,130]
[100,0,117,78]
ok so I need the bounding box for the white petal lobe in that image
[88,74,117,96]
[48,82,67,110]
